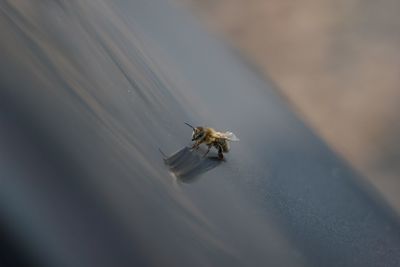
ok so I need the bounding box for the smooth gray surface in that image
[0,1,400,266]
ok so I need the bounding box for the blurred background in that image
[180,0,400,211]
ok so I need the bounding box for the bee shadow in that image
[161,147,222,183]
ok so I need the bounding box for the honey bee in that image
[185,122,239,160]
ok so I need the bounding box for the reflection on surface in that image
[162,147,221,183]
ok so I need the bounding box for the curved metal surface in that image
[0,0,399,266]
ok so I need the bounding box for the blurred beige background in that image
[180,0,400,210]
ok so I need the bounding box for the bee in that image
[185,122,239,160]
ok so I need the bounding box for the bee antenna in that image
[184,122,195,130]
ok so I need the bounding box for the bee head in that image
[192,127,205,141]
[185,122,205,141]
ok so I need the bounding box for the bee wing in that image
[220,131,240,141]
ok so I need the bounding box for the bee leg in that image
[195,143,201,150]
[203,145,212,158]
[217,145,224,160]
[191,142,200,150]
